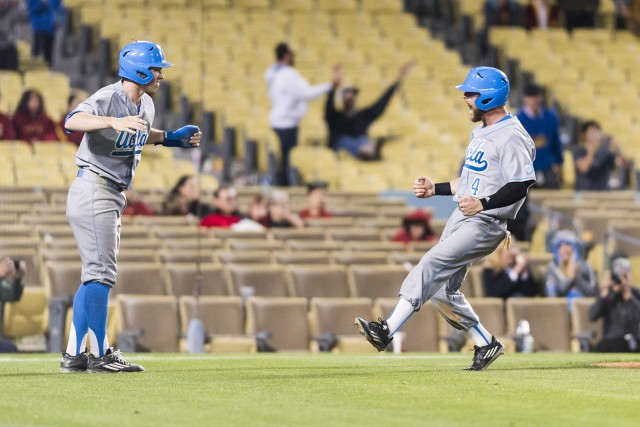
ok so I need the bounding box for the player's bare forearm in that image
[450,178,461,195]
[149,128,165,144]
[66,112,147,135]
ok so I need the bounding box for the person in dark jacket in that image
[324,62,411,159]
[27,0,63,66]
[482,240,541,299]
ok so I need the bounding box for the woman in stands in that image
[545,229,598,299]
[11,88,57,144]
[392,210,438,244]
[162,175,212,218]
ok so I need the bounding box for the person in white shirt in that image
[264,42,341,185]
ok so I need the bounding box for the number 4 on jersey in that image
[471,177,480,196]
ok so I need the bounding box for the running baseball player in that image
[60,41,201,373]
[355,66,536,370]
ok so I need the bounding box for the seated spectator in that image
[259,189,304,228]
[516,84,563,189]
[162,175,212,218]
[247,194,268,223]
[325,62,411,160]
[523,0,560,30]
[482,241,541,299]
[484,0,522,27]
[574,120,629,191]
[0,256,25,303]
[299,182,332,219]
[589,254,640,352]
[56,93,84,146]
[200,185,245,228]
[0,91,16,140]
[545,229,597,298]
[392,210,437,244]
[123,189,156,216]
[12,88,57,144]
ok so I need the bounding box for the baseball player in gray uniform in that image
[60,41,201,373]
[356,66,536,370]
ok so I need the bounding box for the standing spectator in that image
[299,182,332,219]
[523,0,560,30]
[122,189,155,216]
[589,255,640,352]
[516,84,563,189]
[0,0,21,71]
[556,0,600,31]
[484,0,522,27]
[199,185,245,228]
[325,62,411,160]
[56,93,84,145]
[162,175,212,218]
[482,241,541,299]
[12,88,57,143]
[27,0,62,66]
[392,210,438,244]
[264,42,342,185]
[614,0,640,32]
[574,120,628,191]
[259,189,304,228]
[545,229,597,298]
[0,91,16,140]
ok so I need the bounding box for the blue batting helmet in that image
[118,41,173,85]
[456,66,509,111]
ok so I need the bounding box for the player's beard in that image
[470,107,483,123]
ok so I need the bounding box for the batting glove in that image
[158,125,200,148]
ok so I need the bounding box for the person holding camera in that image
[0,256,26,303]
[589,255,640,352]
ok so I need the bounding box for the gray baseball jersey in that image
[71,80,155,190]
[398,114,536,332]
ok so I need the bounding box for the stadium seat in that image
[216,250,273,265]
[2,287,48,339]
[178,296,256,352]
[286,240,345,252]
[309,297,376,353]
[269,228,326,241]
[375,297,441,352]
[226,239,285,251]
[112,263,170,295]
[246,297,310,351]
[45,261,82,298]
[117,249,159,264]
[117,294,179,352]
[287,265,350,298]
[158,249,216,264]
[346,241,406,252]
[332,251,389,266]
[273,251,331,265]
[349,265,407,299]
[164,263,232,296]
[210,229,268,241]
[570,297,601,352]
[506,298,571,352]
[226,264,290,297]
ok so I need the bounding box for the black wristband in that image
[434,182,452,196]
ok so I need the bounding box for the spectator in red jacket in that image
[299,182,333,219]
[393,210,438,244]
[123,189,156,216]
[12,88,57,144]
[200,185,245,228]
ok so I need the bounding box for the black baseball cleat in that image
[464,336,505,371]
[354,317,393,352]
[60,352,88,373]
[87,347,145,373]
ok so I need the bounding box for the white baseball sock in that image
[385,298,415,337]
[468,323,492,347]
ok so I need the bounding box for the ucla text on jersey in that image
[111,130,148,157]
[464,138,488,172]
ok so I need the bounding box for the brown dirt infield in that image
[594,362,640,369]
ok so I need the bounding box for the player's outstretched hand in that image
[111,114,147,135]
[458,195,483,216]
[161,125,201,148]
[413,176,435,198]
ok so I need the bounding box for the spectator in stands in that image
[482,240,541,299]
[325,62,411,160]
[27,0,62,66]
[556,0,600,31]
[484,0,522,27]
[0,256,25,303]
[392,210,438,244]
[613,0,640,32]
[11,88,57,143]
[162,175,212,218]
[299,182,332,219]
[122,189,155,216]
[200,185,245,228]
[574,120,629,191]
[0,90,16,140]
[247,194,268,223]
[56,93,84,145]
[523,0,560,30]
[264,42,342,186]
[0,0,21,71]
[259,189,304,228]
[545,229,597,298]
[516,84,563,189]
[589,254,640,352]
